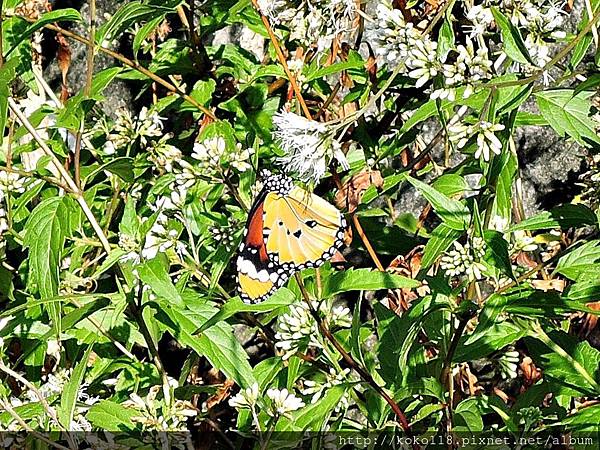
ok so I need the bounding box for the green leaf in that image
[511,204,598,231]
[432,174,470,197]
[562,404,600,431]
[0,59,18,145]
[454,398,485,432]
[86,400,137,431]
[189,79,216,107]
[59,345,93,428]
[278,385,346,431]
[305,60,364,81]
[6,9,82,57]
[132,16,165,57]
[23,197,75,299]
[564,278,600,303]
[137,258,185,307]
[322,268,420,297]
[483,230,514,279]
[195,288,296,334]
[156,300,256,388]
[406,176,470,230]
[555,241,600,280]
[489,150,517,222]
[86,157,135,183]
[535,90,600,147]
[421,223,462,269]
[527,330,600,396]
[454,321,526,362]
[96,0,182,45]
[89,68,123,98]
[491,7,532,65]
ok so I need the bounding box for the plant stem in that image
[0,398,71,450]
[0,165,73,192]
[8,98,112,253]
[0,361,69,433]
[10,14,216,119]
[294,273,417,445]
[73,0,96,189]
[249,0,312,119]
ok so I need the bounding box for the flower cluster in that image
[228,383,305,418]
[301,368,353,413]
[464,1,567,83]
[433,38,493,101]
[192,136,253,176]
[9,367,98,431]
[142,214,187,261]
[210,223,239,252]
[275,300,352,359]
[103,107,165,154]
[258,0,357,52]
[440,236,487,281]
[370,3,438,87]
[228,383,260,410]
[449,120,505,161]
[266,387,305,417]
[123,384,197,431]
[273,111,348,183]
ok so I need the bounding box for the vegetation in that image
[1,0,600,448]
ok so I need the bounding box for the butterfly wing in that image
[263,186,345,270]
[237,191,290,303]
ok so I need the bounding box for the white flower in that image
[192,137,225,167]
[230,145,253,172]
[258,0,357,54]
[475,122,505,161]
[148,135,182,173]
[273,111,348,183]
[229,383,259,410]
[301,368,352,413]
[497,349,520,380]
[210,224,238,252]
[449,121,504,162]
[440,237,487,281]
[370,2,418,67]
[266,388,305,416]
[465,4,495,37]
[407,39,439,88]
[275,300,352,359]
[141,214,186,261]
[118,232,141,264]
[434,38,493,101]
[0,171,26,194]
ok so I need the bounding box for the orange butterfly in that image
[237,171,346,303]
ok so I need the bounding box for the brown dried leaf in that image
[579,301,600,337]
[520,356,542,389]
[330,250,347,265]
[56,34,71,101]
[205,379,234,410]
[514,251,538,269]
[387,246,429,309]
[335,170,383,213]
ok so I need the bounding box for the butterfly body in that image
[237,173,345,303]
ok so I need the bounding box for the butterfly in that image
[236,171,346,303]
